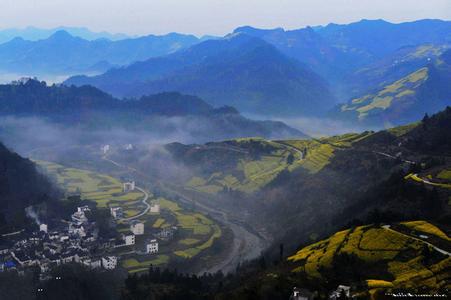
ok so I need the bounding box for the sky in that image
[1,0,451,36]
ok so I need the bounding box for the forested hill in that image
[0,79,304,140]
[0,142,58,233]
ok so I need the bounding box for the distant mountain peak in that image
[48,29,74,40]
[233,26,285,36]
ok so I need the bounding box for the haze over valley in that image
[0,1,450,299]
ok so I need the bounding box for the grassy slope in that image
[288,222,450,295]
[185,133,376,195]
[341,67,429,121]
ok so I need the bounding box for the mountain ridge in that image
[65,33,335,116]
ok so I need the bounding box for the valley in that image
[0,11,450,300]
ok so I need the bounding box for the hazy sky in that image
[2,0,451,36]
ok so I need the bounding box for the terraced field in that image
[185,134,376,195]
[36,160,143,211]
[400,221,450,242]
[282,132,373,173]
[185,138,303,193]
[405,172,451,189]
[340,67,429,121]
[36,161,223,273]
[288,222,450,295]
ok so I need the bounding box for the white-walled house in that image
[123,181,135,192]
[101,256,117,270]
[123,233,135,246]
[146,239,158,254]
[110,207,124,219]
[130,221,144,235]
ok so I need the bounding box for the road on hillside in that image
[119,187,151,221]
[373,151,415,164]
[102,155,270,274]
[382,225,450,256]
[103,156,152,221]
[270,140,305,160]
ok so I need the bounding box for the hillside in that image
[343,44,449,99]
[316,19,451,60]
[288,222,450,297]
[233,19,451,99]
[0,30,202,75]
[0,79,303,142]
[0,142,58,233]
[162,133,373,195]
[332,51,451,126]
[65,33,335,116]
[211,109,451,255]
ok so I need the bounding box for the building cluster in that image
[0,206,118,276]
[1,178,171,277]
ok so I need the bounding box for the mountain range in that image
[0,26,131,44]
[65,33,335,116]
[235,19,451,82]
[0,30,204,75]
[63,19,451,120]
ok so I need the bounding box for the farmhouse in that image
[122,233,135,246]
[146,239,159,254]
[39,224,48,233]
[130,221,144,235]
[110,207,124,219]
[72,210,88,225]
[123,181,135,192]
[101,256,117,270]
[150,202,160,213]
[329,285,351,299]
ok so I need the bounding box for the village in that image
[0,177,177,279]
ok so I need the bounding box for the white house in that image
[123,181,135,192]
[39,224,48,233]
[101,256,117,270]
[130,221,144,235]
[110,207,124,219]
[77,206,90,213]
[150,203,160,213]
[329,285,351,299]
[71,211,88,224]
[146,239,159,254]
[123,233,135,246]
[81,258,102,269]
[101,145,110,154]
[290,287,313,300]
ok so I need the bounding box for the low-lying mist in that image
[242,113,379,137]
